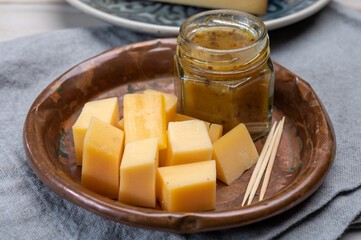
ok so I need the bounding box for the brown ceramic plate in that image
[23,38,335,233]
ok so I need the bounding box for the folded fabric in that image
[1,1,361,239]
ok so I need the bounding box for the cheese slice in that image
[118,138,159,208]
[81,117,124,199]
[157,160,216,212]
[165,120,212,166]
[143,89,178,124]
[72,97,119,165]
[148,0,268,15]
[212,123,259,185]
[123,94,167,150]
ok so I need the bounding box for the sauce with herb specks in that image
[175,21,274,139]
[190,27,256,50]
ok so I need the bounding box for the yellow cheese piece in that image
[148,0,268,15]
[208,123,223,143]
[212,123,259,185]
[118,118,124,130]
[143,89,178,124]
[81,117,124,199]
[72,97,119,166]
[173,113,211,130]
[123,94,167,150]
[118,138,159,208]
[159,149,167,167]
[165,120,212,166]
[157,160,216,212]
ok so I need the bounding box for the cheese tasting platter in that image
[65,0,330,34]
[23,38,335,232]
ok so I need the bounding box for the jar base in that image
[245,121,272,141]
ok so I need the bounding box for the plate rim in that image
[65,0,330,34]
[23,38,336,233]
[265,0,330,30]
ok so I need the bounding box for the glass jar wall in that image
[174,10,275,139]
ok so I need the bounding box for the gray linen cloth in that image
[1,1,361,239]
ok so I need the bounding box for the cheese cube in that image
[157,160,216,212]
[123,94,167,150]
[118,118,124,130]
[208,123,223,143]
[81,117,124,199]
[173,113,211,130]
[212,123,259,185]
[72,97,119,166]
[159,149,167,167]
[143,89,178,124]
[118,138,159,208]
[165,120,212,166]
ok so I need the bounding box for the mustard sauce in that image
[175,10,274,139]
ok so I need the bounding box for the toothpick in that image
[259,117,285,201]
[247,119,284,205]
[241,121,277,206]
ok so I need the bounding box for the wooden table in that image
[1,0,360,239]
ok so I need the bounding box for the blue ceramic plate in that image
[66,0,330,34]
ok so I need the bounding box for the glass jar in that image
[174,10,274,140]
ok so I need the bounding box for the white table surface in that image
[0,0,106,42]
[1,0,360,239]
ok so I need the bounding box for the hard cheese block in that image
[165,120,212,166]
[157,160,216,212]
[118,118,124,130]
[173,113,211,130]
[212,123,259,185]
[159,141,168,168]
[123,94,167,150]
[81,117,124,199]
[118,89,178,131]
[208,123,223,143]
[119,138,159,208]
[72,97,119,166]
[143,89,178,124]
[148,0,268,15]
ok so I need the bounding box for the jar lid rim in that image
[179,9,268,54]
